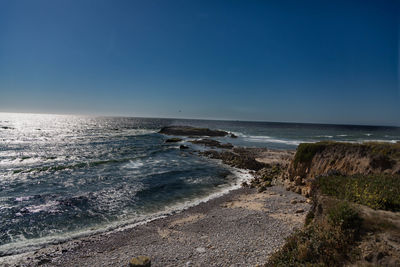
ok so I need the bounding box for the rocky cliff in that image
[280,141,400,198]
[288,141,400,179]
[269,141,400,266]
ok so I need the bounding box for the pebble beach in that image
[2,186,310,266]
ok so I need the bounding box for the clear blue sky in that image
[0,0,399,126]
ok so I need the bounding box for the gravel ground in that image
[1,186,310,267]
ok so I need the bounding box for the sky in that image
[0,0,399,126]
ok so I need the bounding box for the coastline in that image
[2,186,310,266]
[1,138,304,266]
[0,124,307,266]
[4,130,398,265]
[0,164,253,258]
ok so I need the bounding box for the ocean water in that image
[0,113,399,256]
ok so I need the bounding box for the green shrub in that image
[327,202,363,232]
[267,201,362,267]
[365,142,400,160]
[316,174,400,211]
[293,142,329,168]
[293,141,400,169]
[305,211,315,226]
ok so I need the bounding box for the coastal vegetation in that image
[293,141,331,168]
[316,174,400,211]
[268,200,362,266]
[267,141,400,266]
[293,141,400,169]
[158,129,400,266]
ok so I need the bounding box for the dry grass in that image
[266,201,362,267]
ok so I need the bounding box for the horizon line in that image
[1,111,399,128]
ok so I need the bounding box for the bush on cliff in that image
[316,174,400,211]
[292,141,400,170]
[267,201,362,267]
[293,142,331,168]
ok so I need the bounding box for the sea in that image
[1,112,399,256]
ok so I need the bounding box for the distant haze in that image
[0,0,399,126]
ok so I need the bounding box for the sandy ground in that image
[255,150,295,166]
[1,186,310,267]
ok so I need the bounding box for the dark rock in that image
[180,145,189,150]
[37,258,51,265]
[294,176,303,186]
[255,166,281,181]
[294,186,302,194]
[230,133,238,138]
[257,181,272,192]
[165,138,182,143]
[129,256,151,267]
[189,139,233,149]
[200,150,265,171]
[159,126,228,137]
[219,143,234,149]
[258,186,267,193]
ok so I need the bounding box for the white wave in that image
[315,135,333,138]
[230,131,247,137]
[337,134,348,137]
[97,129,156,139]
[15,196,33,202]
[24,201,60,214]
[122,129,156,136]
[0,166,252,259]
[243,135,303,145]
[123,160,144,169]
[331,139,399,144]
[113,165,252,233]
[357,139,399,144]
[230,132,304,145]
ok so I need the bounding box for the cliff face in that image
[269,142,400,266]
[288,142,400,180]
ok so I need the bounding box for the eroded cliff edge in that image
[267,141,400,266]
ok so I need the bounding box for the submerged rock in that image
[129,256,151,267]
[165,138,183,143]
[200,150,266,171]
[189,139,233,149]
[159,126,228,137]
[180,145,189,150]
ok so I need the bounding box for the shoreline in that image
[1,123,398,266]
[0,165,252,258]
[1,146,302,266]
[2,186,310,266]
